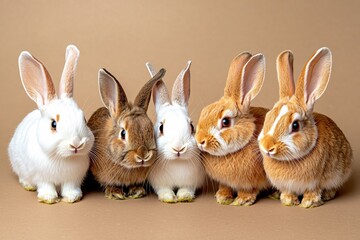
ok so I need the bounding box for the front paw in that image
[300,191,323,208]
[215,187,234,205]
[19,179,37,191]
[158,190,177,203]
[37,192,59,204]
[177,188,195,202]
[105,186,126,200]
[127,186,146,199]
[231,191,257,206]
[62,189,83,203]
[280,192,299,206]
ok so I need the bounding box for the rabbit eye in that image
[51,119,57,131]
[291,120,300,133]
[190,122,195,134]
[120,129,126,140]
[221,117,231,128]
[159,123,164,135]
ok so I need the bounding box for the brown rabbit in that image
[195,53,270,206]
[258,48,352,208]
[88,68,166,200]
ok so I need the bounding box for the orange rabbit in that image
[258,48,352,208]
[196,53,270,206]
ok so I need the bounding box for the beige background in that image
[1,1,359,239]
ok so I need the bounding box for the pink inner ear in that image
[19,53,56,107]
[305,51,331,104]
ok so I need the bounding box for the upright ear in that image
[145,62,157,77]
[146,63,170,112]
[18,51,56,108]
[59,45,79,98]
[277,50,295,99]
[172,61,191,107]
[134,68,166,111]
[98,68,128,116]
[239,53,266,110]
[295,47,332,110]
[224,52,252,99]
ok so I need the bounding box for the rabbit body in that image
[146,62,205,203]
[258,48,352,208]
[8,45,94,204]
[88,69,166,200]
[196,53,270,206]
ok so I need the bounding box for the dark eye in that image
[51,119,57,131]
[190,122,195,134]
[221,117,231,128]
[291,120,300,133]
[120,129,126,140]
[159,123,164,135]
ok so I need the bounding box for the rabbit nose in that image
[72,136,81,146]
[69,136,85,153]
[259,135,277,156]
[137,146,148,157]
[172,146,187,157]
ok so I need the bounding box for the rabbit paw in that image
[231,191,257,206]
[322,189,336,201]
[300,191,323,208]
[20,179,37,192]
[215,186,234,205]
[37,184,59,204]
[158,189,177,203]
[280,192,299,206]
[62,189,82,203]
[105,186,126,200]
[177,188,195,202]
[127,186,146,199]
[37,192,59,204]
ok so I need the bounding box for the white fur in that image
[8,46,94,203]
[148,103,205,202]
[8,98,94,202]
[146,62,205,202]
[268,105,288,136]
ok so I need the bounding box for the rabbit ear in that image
[134,68,166,111]
[153,80,170,112]
[277,50,295,99]
[224,52,252,99]
[59,45,79,98]
[295,47,332,111]
[172,61,191,107]
[18,51,56,108]
[238,54,265,110]
[98,68,128,116]
[145,62,157,78]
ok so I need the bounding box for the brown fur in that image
[196,53,269,205]
[88,69,165,197]
[88,107,155,186]
[259,48,352,208]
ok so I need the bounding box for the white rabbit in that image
[8,45,94,204]
[146,61,205,203]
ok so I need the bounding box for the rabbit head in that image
[18,45,94,158]
[258,48,332,161]
[195,53,265,156]
[146,61,198,161]
[96,68,166,168]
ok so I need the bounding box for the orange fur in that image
[259,48,352,208]
[196,52,269,206]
